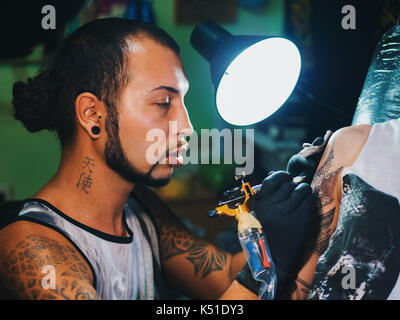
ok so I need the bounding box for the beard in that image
[104,108,170,188]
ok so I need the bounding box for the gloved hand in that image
[286,130,333,184]
[254,171,315,283]
[235,171,316,298]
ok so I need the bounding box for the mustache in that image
[150,138,189,167]
[165,139,189,157]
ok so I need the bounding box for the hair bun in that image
[12,72,55,132]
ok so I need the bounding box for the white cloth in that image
[342,118,400,299]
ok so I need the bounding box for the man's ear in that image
[75,92,104,139]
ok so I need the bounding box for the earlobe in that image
[91,126,101,135]
[75,92,104,139]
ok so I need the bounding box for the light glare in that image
[216,38,301,126]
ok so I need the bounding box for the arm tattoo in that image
[307,143,343,256]
[315,167,342,208]
[296,277,312,289]
[156,215,197,260]
[186,240,228,279]
[293,277,312,300]
[1,234,99,300]
[154,213,228,279]
[133,186,228,279]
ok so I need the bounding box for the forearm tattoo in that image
[289,142,343,300]
[293,277,312,300]
[1,235,99,300]
[308,143,343,256]
[155,213,227,279]
[133,186,229,280]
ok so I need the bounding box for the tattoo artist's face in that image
[105,37,193,187]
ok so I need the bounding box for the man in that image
[290,122,400,299]
[0,18,313,300]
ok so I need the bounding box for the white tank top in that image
[15,195,165,300]
[309,118,400,300]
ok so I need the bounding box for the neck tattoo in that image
[76,156,96,194]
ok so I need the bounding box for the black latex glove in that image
[286,130,333,184]
[235,171,316,298]
[254,171,315,283]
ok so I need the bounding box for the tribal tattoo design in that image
[154,212,227,279]
[133,186,228,280]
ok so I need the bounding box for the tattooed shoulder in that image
[290,126,372,299]
[307,125,371,256]
[0,224,99,300]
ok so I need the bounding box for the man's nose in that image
[176,102,193,138]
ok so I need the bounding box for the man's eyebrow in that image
[150,86,180,94]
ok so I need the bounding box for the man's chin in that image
[143,176,171,188]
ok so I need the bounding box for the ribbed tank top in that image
[15,194,164,300]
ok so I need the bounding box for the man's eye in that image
[156,102,171,108]
[156,96,171,108]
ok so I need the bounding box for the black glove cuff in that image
[235,263,260,295]
[236,262,299,299]
[275,265,297,300]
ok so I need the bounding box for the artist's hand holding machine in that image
[208,133,331,299]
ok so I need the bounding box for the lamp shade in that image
[191,21,301,126]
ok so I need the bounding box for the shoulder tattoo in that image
[1,234,99,300]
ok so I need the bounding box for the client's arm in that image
[290,124,371,299]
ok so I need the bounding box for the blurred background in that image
[0,0,399,248]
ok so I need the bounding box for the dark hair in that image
[12,18,180,147]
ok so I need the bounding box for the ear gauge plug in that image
[91,126,100,135]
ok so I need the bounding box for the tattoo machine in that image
[208,173,277,300]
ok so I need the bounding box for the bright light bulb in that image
[216,38,301,126]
